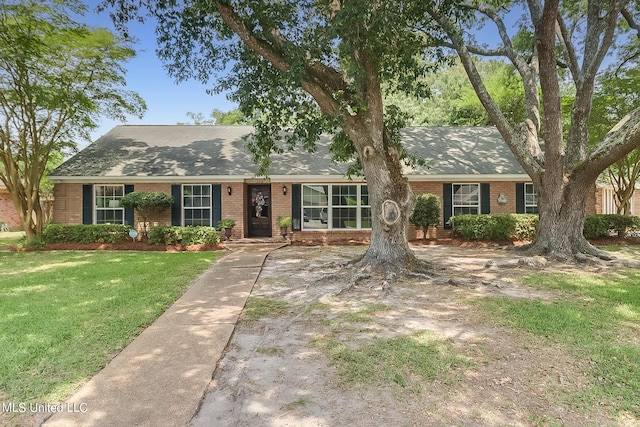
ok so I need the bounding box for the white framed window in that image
[524,183,538,214]
[302,184,370,230]
[183,184,212,226]
[453,183,480,215]
[95,185,124,224]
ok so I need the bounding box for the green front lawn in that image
[477,269,640,417]
[0,250,219,403]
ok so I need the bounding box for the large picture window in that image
[524,183,538,214]
[183,185,211,226]
[95,185,124,224]
[453,184,480,215]
[302,184,370,230]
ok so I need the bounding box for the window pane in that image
[303,185,328,206]
[96,209,123,224]
[332,185,357,206]
[453,184,479,205]
[303,208,328,229]
[332,207,357,228]
[361,207,372,229]
[454,206,479,215]
[183,185,212,227]
[361,186,369,206]
[95,185,125,225]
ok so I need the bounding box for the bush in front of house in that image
[450,213,640,241]
[147,226,221,246]
[42,224,130,244]
[119,191,173,236]
[583,214,640,239]
[448,214,539,241]
[409,193,441,241]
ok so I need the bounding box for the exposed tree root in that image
[519,239,617,262]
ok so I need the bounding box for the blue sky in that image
[85,7,235,145]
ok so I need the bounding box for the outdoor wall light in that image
[227,186,232,196]
[283,185,287,195]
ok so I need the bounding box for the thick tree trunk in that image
[525,178,611,260]
[358,149,418,271]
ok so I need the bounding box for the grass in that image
[0,250,218,403]
[283,395,312,411]
[342,303,390,323]
[314,330,470,393]
[241,296,291,322]
[476,270,640,417]
[0,231,24,251]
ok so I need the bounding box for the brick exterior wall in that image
[51,180,613,243]
[0,190,21,230]
[52,183,83,225]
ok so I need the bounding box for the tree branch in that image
[622,7,640,39]
[215,3,342,117]
[554,14,580,80]
[582,107,640,181]
[425,5,544,177]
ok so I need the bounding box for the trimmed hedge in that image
[448,214,538,241]
[449,213,640,241]
[147,226,221,246]
[42,224,130,244]
[583,214,640,239]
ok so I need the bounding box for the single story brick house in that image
[49,125,618,243]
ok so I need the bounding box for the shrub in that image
[217,219,236,230]
[449,214,538,241]
[147,226,220,246]
[276,216,292,228]
[409,193,441,241]
[607,214,640,237]
[120,192,173,236]
[450,213,640,241]
[583,214,640,238]
[582,215,611,239]
[42,224,130,244]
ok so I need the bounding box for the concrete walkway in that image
[44,243,286,427]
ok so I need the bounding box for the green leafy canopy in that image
[102,0,461,175]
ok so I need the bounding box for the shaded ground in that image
[192,244,639,427]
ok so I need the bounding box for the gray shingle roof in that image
[50,125,527,179]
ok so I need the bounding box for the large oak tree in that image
[0,0,145,241]
[105,0,460,273]
[426,0,640,259]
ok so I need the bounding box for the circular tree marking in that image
[381,200,400,225]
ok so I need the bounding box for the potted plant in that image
[276,216,292,240]
[217,219,236,241]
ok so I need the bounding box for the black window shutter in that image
[171,185,182,226]
[481,183,490,214]
[292,184,302,231]
[515,183,525,214]
[443,183,453,229]
[212,184,222,228]
[82,184,93,224]
[124,185,134,226]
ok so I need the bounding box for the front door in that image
[247,185,272,237]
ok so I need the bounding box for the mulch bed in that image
[14,241,224,252]
[10,236,640,252]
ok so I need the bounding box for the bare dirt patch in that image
[192,245,639,427]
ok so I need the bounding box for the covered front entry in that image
[247,185,272,237]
